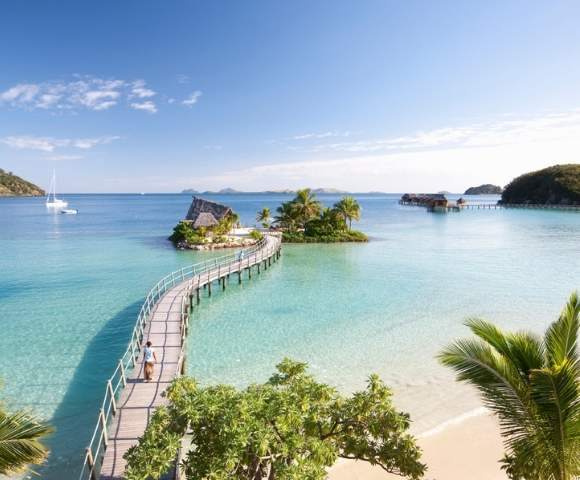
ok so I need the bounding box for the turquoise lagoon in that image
[0,193,578,478]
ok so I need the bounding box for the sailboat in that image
[46,170,68,208]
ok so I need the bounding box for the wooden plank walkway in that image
[89,235,281,480]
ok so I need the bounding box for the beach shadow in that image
[38,300,142,480]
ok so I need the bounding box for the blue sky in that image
[2,0,580,192]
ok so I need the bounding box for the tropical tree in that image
[256,207,271,228]
[439,292,580,480]
[0,407,53,475]
[291,188,322,227]
[125,358,426,480]
[334,196,361,230]
[274,201,300,231]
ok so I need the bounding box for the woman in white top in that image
[143,341,158,382]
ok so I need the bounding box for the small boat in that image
[60,209,78,215]
[46,170,68,208]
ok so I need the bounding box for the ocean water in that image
[0,193,578,478]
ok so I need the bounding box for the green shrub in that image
[282,230,368,243]
[249,229,263,241]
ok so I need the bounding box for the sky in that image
[1,0,580,193]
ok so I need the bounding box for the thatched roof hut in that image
[185,196,233,228]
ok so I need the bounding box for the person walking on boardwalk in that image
[143,341,157,382]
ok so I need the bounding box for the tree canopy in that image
[501,164,580,205]
[124,359,425,480]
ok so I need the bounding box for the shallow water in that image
[0,193,578,478]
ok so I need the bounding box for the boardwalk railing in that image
[79,235,279,480]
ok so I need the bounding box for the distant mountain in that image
[181,187,350,195]
[501,164,580,205]
[464,184,502,195]
[311,187,348,194]
[437,190,452,195]
[0,169,45,197]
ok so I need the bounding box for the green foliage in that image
[0,399,53,475]
[439,292,580,480]
[169,211,241,246]
[333,196,361,230]
[124,359,425,480]
[168,221,207,245]
[275,189,322,231]
[274,191,366,243]
[282,230,368,243]
[501,164,580,205]
[256,207,272,228]
[249,229,263,241]
[0,169,45,197]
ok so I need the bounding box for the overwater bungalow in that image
[399,193,460,212]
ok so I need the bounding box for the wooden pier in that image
[80,234,282,480]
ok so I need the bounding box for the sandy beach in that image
[328,412,508,480]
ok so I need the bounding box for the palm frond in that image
[545,291,579,367]
[0,410,53,475]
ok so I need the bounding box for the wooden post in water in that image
[196,288,200,304]
[208,281,212,296]
[257,263,261,274]
[238,270,242,284]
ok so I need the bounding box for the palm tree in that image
[274,202,300,231]
[256,207,271,228]
[292,189,321,227]
[439,292,580,480]
[334,196,361,230]
[0,409,53,475]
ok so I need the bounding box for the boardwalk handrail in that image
[79,235,276,480]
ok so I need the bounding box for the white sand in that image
[328,413,508,480]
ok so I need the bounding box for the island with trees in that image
[0,169,45,197]
[464,184,502,195]
[169,197,261,250]
[266,188,368,243]
[501,164,580,205]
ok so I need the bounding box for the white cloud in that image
[0,135,120,152]
[292,131,352,140]
[45,154,84,161]
[0,84,40,103]
[184,109,580,192]
[302,110,580,154]
[182,90,202,106]
[130,101,157,113]
[0,76,160,113]
[130,79,156,99]
[176,74,189,84]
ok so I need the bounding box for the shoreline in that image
[329,409,507,480]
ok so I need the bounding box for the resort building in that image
[185,196,233,228]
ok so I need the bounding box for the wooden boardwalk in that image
[81,235,282,480]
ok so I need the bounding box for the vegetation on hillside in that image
[0,382,53,475]
[0,169,45,197]
[464,184,502,195]
[268,189,367,243]
[439,292,580,480]
[169,211,240,247]
[124,359,425,480]
[501,164,580,205]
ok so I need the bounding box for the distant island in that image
[0,169,45,197]
[464,184,502,195]
[501,164,580,205]
[182,187,353,195]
